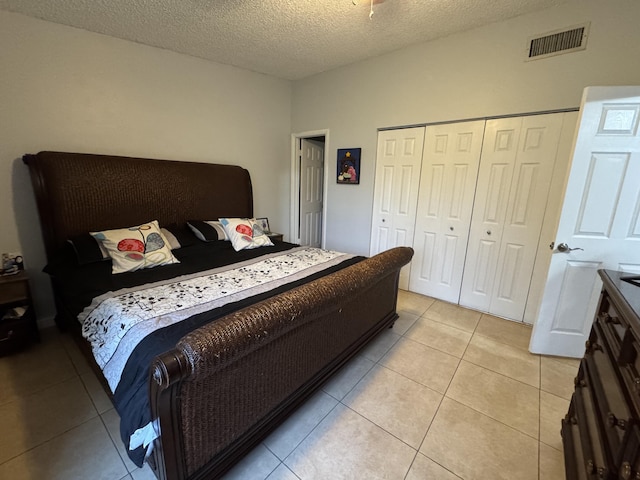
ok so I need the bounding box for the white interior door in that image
[530,86,640,357]
[409,120,485,303]
[370,127,425,289]
[299,139,324,247]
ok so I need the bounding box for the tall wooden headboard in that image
[23,151,253,260]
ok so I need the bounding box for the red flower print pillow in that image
[219,218,274,251]
[90,220,179,274]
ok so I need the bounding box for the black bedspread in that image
[46,241,363,466]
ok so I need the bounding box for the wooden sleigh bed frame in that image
[23,151,413,480]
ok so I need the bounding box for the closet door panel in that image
[494,243,524,301]
[413,163,444,285]
[375,226,390,252]
[469,238,498,295]
[371,127,425,289]
[460,118,522,312]
[416,232,437,282]
[441,234,459,286]
[409,120,485,302]
[371,165,393,252]
[490,114,564,319]
[379,165,394,213]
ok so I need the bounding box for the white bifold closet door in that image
[409,120,485,303]
[370,127,425,290]
[459,113,565,320]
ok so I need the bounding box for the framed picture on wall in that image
[336,148,361,185]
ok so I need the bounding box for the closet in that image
[371,112,577,322]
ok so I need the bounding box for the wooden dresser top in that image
[600,269,640,334]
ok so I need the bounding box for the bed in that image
[23,151,413,480]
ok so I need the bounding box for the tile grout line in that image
[0,414,101,467]
[338,403,418,451]
[449,310,546,454]
[372,310,444,478]
[274,393,343,473]
[58,329,130,475]
[443,320,545,446]
[418,313,480,336]
[332,307,434,479]
[470,329,533,352]
[538,350,543,480]
[410,309,481,477]
[460,356,540,390]
[97,410,130,474]
[0,332,79,408]
[410,306,549,477]
[269,463,302,480]
[401,321,542,391]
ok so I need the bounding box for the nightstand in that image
[267,233,284,242]
[0,271,39,356]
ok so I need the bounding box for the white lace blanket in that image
[79,247,354,392]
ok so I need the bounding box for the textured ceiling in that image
[0,0,567,80]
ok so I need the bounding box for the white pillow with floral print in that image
[91,220,179,274]
[219,218,274,252]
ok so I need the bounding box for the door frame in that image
[290,129,330,247]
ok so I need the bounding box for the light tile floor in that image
[0,290,578,479]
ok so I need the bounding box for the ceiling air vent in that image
[526,23,589,61]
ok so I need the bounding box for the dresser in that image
[562,270,640,479]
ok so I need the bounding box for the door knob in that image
[557,243,584,253]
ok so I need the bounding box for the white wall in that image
[292,0,640,256]
[0,11,292,324]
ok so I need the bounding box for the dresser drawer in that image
[574,362,613,479]
[563,412,590,480]
[597,296,639,367]
[617,425,640,480]
[585,324,633,462]
[596,308,640,419]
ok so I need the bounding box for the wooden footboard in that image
[148,246,413,480]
